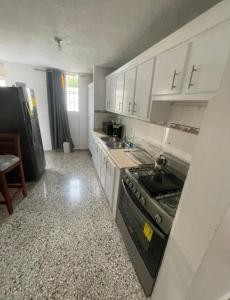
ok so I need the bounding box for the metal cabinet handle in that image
[171,70,179,90]
[133,102,137,113]
[119,102,123,112]
[188,65,197,89]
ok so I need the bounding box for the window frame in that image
[65,73,79,112]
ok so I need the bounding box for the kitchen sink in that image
[105,141,130,149]
[100,136,120,143]
[100,136,136,149]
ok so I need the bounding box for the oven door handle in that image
[121,180,166,239]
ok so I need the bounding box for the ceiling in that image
[0,0,221,73]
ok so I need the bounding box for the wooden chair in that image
[0,134,27,214]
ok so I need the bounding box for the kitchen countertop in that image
[93,131,140,169]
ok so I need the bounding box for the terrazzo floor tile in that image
[0,151,147,300]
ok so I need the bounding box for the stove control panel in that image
[123,175,147,206]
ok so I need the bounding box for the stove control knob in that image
[125,178,130,184]
[129,182,133,188]
[140,197,146,206]
[136,191,140,199]
[132,186,136,193]
[154,214,162,224]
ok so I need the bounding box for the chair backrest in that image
[0,134,21,157]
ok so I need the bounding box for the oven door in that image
[116,180,167,296]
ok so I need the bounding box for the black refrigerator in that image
[0,86,46,181]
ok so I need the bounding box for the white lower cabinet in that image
[100,148,108,190]
[105,157,116,208]
[92,138,120,217]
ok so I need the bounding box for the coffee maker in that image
[112,124,123,138]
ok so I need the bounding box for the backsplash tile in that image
[101,103,207,163]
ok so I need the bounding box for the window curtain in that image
[46,69,74,150]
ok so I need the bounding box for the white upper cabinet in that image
[152,44,189,95]
[106,76,116,111]
[184,21,230,95]
[105,78,111,110]
[133,59,154,119]
[115,73,124,113]
[123,67,137,115]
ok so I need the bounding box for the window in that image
[65,74,79,112]
[0,77,5,87]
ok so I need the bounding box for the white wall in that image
[151,55,230,300]
[93,66,114,110]
[68,73,92,149]
[3,61,52,150]
[186,204,230,300]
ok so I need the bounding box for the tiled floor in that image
[0,151,146,300]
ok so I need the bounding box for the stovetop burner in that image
[166,197,178,209]
[126,164,185,218]
[138,171,184,198]
[159,195,180,216]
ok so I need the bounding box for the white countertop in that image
[93,131,140,169]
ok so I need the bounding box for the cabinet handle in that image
[171,70,179,90]
[106,160,108,169]
[133,102,137,113]
[119,102,123,112]
[188,65,197,89]
[128,102,132,112]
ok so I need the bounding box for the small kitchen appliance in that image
[102,121,123,138]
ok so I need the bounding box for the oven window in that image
[119,182,167,278]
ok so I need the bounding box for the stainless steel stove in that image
[116,154,188,296]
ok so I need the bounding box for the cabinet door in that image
[184,21,230,94]
[109,76,116,112]
[100,149,107,189]
[123,67,136,114]
[105,78,111,110]
[88,84,94,152]
[152,44,189,95]
[95,143,101,176]
[133,59,154,119]
[105,157,116,208]
[115,73,124,113]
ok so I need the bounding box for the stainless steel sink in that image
[105,141,130,149]
[100,136,120,143]
[100,136,136,149]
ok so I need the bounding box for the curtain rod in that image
[33,67,92,76]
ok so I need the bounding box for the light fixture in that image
[54,37,63,51]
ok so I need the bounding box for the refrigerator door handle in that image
[23,101,31,120]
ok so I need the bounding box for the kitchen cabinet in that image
[183,21,230,95]
[115,73,124,113]
[152,44,189,95]
[93,141,101,177]
[100,148,108,189]
[106,76,116,112]
[88,83,94,153]
[123,67,136,115]
[105,78,111,111]
[105,156,116,208]
[133,59,154,119]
